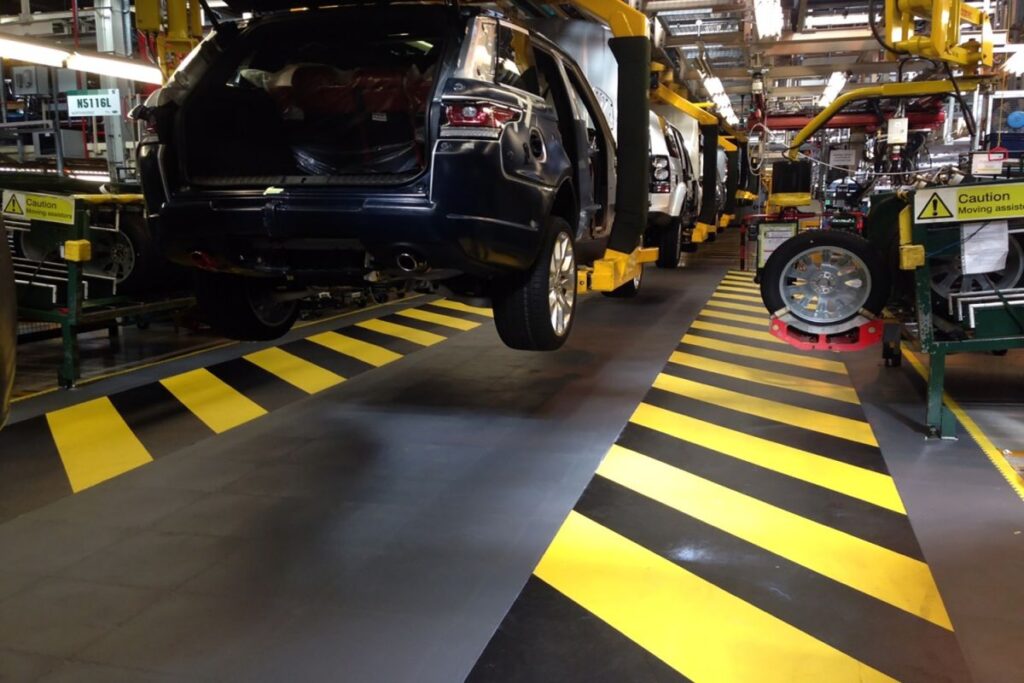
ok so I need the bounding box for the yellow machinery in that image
[136,0,204,80]
[884,0,993,69]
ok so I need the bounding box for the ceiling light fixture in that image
[0,37,70,68]
[753,0,784,39]
[702,72,740,126]
[1003,47,1024,75]
[65,53,164,85]
[817,71,849,108]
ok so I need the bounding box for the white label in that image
[887,117,909,145]
[961,221,1009,274]
[757,222,798,268]
[829,149,857,167]
[67,89,121,117]
[970,152,1005,176]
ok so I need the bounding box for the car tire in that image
[656,218,682,269]
[196,272,300,341]
[761,229,889,329]
[602,265,643,298]
[492,217,576,351]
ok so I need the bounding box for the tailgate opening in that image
[179,8,449,187]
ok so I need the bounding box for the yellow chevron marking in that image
[680,334,848,375]
[653,373,877,446]
[630,403,901,513]
[243,347,344,394]
[670,351,858,404]
[597,445,950,630]
[160,368,266,434]
[430,299,495,318]
[396,307,481,331]
[357,319,446,346]
[47,397,152,492]
[307,331,402,367]
[534,510,898,682]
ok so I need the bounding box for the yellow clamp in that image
[64,239,92,262]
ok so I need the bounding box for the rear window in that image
[495,25,540,95]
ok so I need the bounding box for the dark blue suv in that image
[134,4,617,350]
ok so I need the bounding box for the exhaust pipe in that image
[395,252,427,273]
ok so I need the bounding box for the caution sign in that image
[916,192,953,220]
[1,190,75,225]
[914,182,1024,224]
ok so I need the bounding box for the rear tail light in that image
[441,101,521,138]
[650,155,671,192]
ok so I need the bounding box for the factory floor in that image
[1,229,1022,683]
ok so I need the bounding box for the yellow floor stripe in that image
[699,308,769,328]
[717,284,762,296]
[903,346,1024,501]
[710,291,763,304]
[307,331,402,367]
[653,373,878,447]
[243,347,344,394]
[704,298,768,314]
[535,511,897,682]
[690,319,784,345]
[357,318,446,346]
[630,403,900,512]
[721,276,759,288]
[681,333,848,375]
[160,368,267,434]
[396,307,481,331]
[598,445,950,630]
[670,351,859,404]
[430,299,494,318]
[727,270,755,279]
[46,398,153,492]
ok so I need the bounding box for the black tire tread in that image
[760,230,890,327]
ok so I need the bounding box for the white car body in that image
[648,111,691,228]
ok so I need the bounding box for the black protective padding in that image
[607,36,651,254]
[723,149,739,214]
[697,124,719,225]
[771,160,813,194]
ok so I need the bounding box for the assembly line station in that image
[0,0,1023,681]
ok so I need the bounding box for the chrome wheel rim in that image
[931,236,1024,299]
[780,246,871,324]
[548,232,576,337]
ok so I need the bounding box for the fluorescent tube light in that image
[754,0,784,39]
[65,53,164,85]
[0,37,69,67]
[817,71,849,108]
[1003,47,1024,75]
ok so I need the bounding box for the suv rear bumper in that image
[146,140,553,283]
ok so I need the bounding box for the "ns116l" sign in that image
[67,89,121,117]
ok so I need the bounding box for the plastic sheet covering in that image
[239,62,433,176]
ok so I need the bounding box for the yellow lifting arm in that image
[570,0,649,38]
[652,85,717,125]
[786,79,979,160]
[885,0,993,68]
[718,136,738,153]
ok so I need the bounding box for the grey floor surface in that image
[847,349,1024,683]
[0,265,719,682]
[3,251,1024,682]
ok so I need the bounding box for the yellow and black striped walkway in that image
[470,271,969,682]
[0,298,492,521]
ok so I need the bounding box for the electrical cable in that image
[868,0,909,57]
[944,62,977,140]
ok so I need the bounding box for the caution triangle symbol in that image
[3,194,23,216]
[917,192,953,220]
